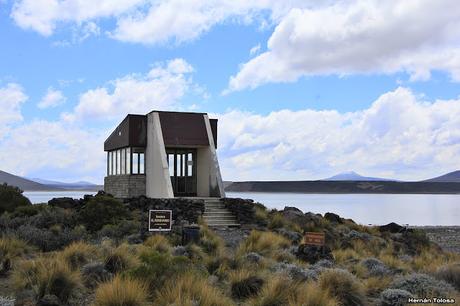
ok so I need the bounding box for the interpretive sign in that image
[148,210,172,231]
[304,232,325,246]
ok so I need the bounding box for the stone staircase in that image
[203,198,240,227]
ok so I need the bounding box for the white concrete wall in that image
[145,112,174,198]
[202,114,226,198]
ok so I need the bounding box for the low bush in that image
[144,234,172,254]
[0,184,31,215]
[391,273,455,296]
[98,220,141,241]
[93,275,147,306]
[128,250,191,291]
[78,195,128,232]
[288,282,338,306]
[435,263,460,290]
[238,230,290,257]
[319,269,367,306]
[154,273,234,306]
[58,241,97,270]
[15,224,78,251]
[12,257,80,304]
[379,289,413,306]
[11,204,46,218]
[30,206,76,229]
[360,257,391,276]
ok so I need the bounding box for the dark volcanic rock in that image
[379,222,406,233]
[37,295,60,306]
[222,198,259,225]
[324,212,343,224]
[296,244,334,264]
[48,197,81,209]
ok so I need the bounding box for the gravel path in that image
[414,226,460,253]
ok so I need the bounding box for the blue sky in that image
[1,0,460,183]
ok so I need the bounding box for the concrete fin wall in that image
[146,112,174,198]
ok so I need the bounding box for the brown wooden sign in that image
[149,210,172,231]
[304,232,325,246]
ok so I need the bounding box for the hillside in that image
[0,170,61,191]
[225,180,460,194]
[425,170,460,183]
[323,171,394,181]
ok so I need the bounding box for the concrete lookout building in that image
[104,111,225,199]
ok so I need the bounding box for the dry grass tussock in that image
[104,243,139,274]
[288,281,339,306]
[246,275,294,306]
[153,272,235,306]
[319,269,367,306]
[364,276,392,297]
[58,241,98,270]
[143,234,172,254]
[12,256,81,303]
[237,230,290,257]
[93,275,148,306]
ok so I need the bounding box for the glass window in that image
[126,148,131,175]
[187,153,193,177]
[176,154,181,177]
[168,154,174,176]
[132,153,139,174]
[121,149,125,175]
[116,150,121,175]
[107,152,111,176]
[139,153,145,174]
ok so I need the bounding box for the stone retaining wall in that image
[104,175,146,198]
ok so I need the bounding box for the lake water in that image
[23,191,460,226]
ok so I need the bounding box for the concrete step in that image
[207,222,240,227]
[204,217,238,222]
[204,212,235,216]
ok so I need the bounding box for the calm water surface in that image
[23,191,460,226]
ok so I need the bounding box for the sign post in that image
[148,210,172,232]
[303,232,325,246]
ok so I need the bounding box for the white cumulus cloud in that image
[217,87,460,181]
[38,87,66,109]
[0,83,28,139]
[227,0,460,92]
[63,58,195,122]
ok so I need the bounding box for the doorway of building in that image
[166,148,197,196]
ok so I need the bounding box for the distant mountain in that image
[28,178,98,189]
[323,171,394,181]
[0,170,61,191]
[424,170,460,183]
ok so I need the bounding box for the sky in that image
[1,0,460,184]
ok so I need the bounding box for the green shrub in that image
[128,250,191,291]
[11,204,46,218]
[319,269,367,306]
[16,224,78,251]
[93,275,147,306]
[98,220,141,241]
[0,184,31,215]
[78,195,128,232]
